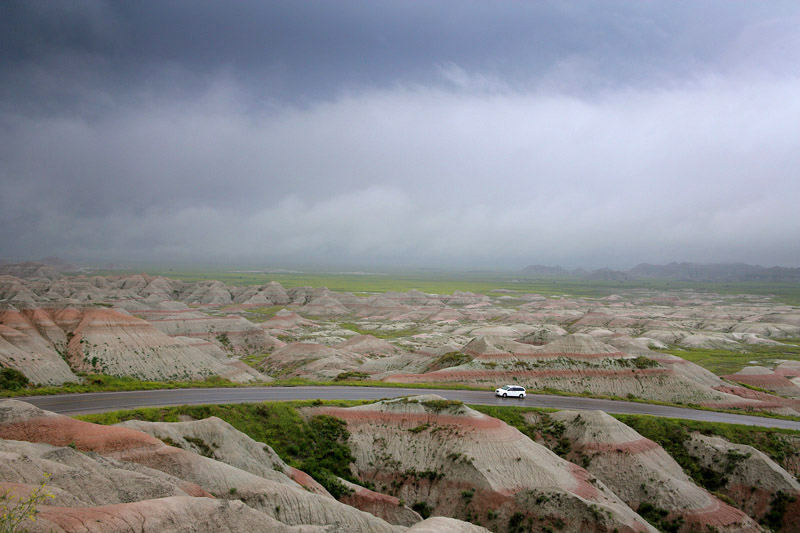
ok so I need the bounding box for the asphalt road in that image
[18,386,800,430]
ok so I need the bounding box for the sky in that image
[1,1,799,270]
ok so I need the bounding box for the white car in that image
[495,385,526,398]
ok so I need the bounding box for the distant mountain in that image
[584,268,632,281]
[520,265,570,276]
[628,262,800,282]
[521,262,800,282]
[0,261,63,280]
[0,258,82,279]
[38,256,81,271]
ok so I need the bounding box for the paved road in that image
[19,386,800,430]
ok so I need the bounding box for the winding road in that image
[20,386,800,430]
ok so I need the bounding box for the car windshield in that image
[500,386,510,390]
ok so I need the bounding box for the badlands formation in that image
[2,271,800,530]
[3,395,799,531]
[3,272,800,415]
[0,398,490,532]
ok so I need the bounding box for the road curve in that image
[19,386,800,431]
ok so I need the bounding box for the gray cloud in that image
[1,1,799,268]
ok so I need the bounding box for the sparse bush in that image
[0,473,54,532]
[334,371,370,381]
[637,502,683,532]
[425,352,472,372]
[216,333,232,350]
[412,501,433,519]
[507,511,526,533]
[632,356,659,369]
[760,490,796,531]
[420,399,463,412]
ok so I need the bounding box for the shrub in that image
[334,371,370,381]
[0,367,29,391]
[0,473,53,532]
[633,356,659,369]
[412,501,433,519]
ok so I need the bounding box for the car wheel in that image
[502,393,507,398]
[519,394,524,399]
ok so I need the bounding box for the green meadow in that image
[663,341,800,376]
[84,267,800,305]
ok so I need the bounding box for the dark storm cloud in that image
[1,1,800,267]
[5,1,797,108]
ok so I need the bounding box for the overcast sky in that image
[2,1,799,269]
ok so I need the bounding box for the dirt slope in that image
[684,433,800,529]
[540,410,760,532]
[316,395,656,532]
[0,400,403,532]
[0,306,265,384]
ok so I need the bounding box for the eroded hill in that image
[3,273,800,417]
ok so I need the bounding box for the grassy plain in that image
[86,267,800,305]
[663,341,800,376]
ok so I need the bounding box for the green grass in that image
[337,322,422,339]
[0,374,242,397]
[614,414,800,498]
[2,376,497,399]
[240,353,272,367]
[662,341,800,376]
[240,306,286,322]
[82,267,800,305]
[7,375,800,421]
[78,400,370,499]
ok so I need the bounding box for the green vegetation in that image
[0,473,54,533]
[337,322,421,339]
[411,501,433,519]
[636,502,683,532]
[614,414,800,488]
[472,405,800,478]
[184,436,217,458]
[632,356,660,369]
[0,375,494,399]
[0,374,241,398]
[334,371,370,381]
[77,400,367,500]
[424,351,473,372]
[477,405,800,531]
[473,405,572,459]
[86,267,800,305]
[215,333,232,350]
[507,511,526,533]
[241,306,286,322]
[420,398,464,412]
[0,367,29,391]
[760,490,797,531]
[240,353,271,367]
[662,341,800,376]
[6,373,800,421]
[72,399,800,528]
